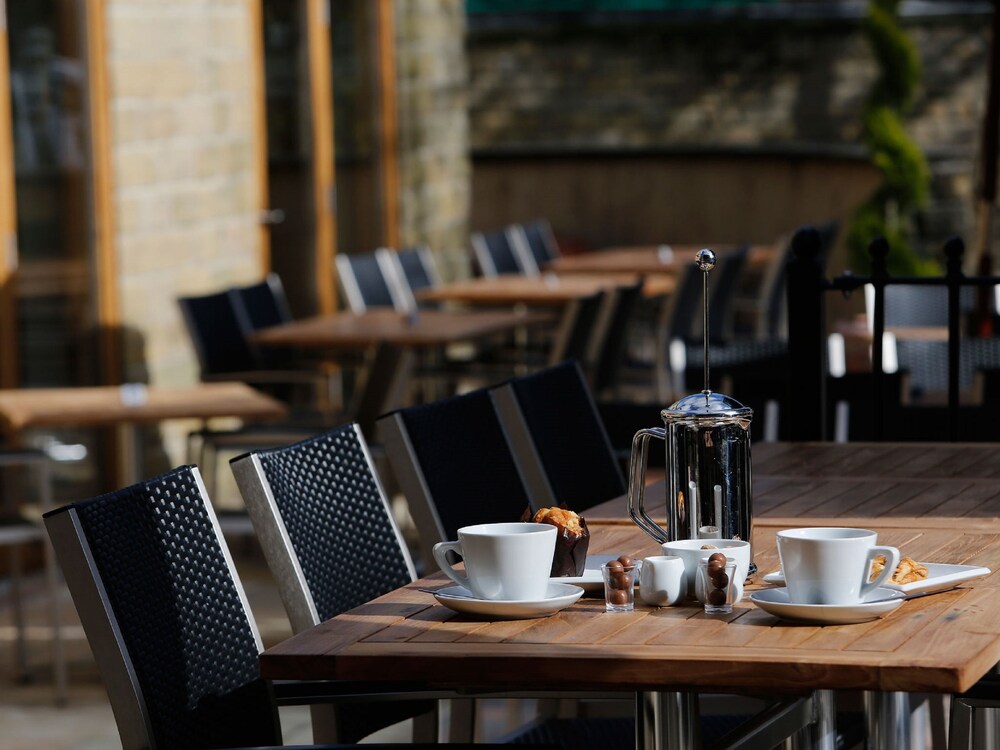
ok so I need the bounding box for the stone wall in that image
[466,9,991,263]
[395,0,472,280]
[106,0,261,386]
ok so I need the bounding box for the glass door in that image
[261,0,335,317]
[330,0,398,253]
[258,0,399,316]
[4,0,98,387]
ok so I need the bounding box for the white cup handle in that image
[861,545,900,598]
[432,540,469,589]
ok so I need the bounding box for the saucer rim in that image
[434,581,583,604]
[750,586,906,608]
[749,586,905,624]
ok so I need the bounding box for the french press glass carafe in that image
[627,249,755,574]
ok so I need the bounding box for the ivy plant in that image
[847,0,935,275]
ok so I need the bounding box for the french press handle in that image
[628,427,670,543]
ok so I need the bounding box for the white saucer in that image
[550,554,641,592]
[433,582,584,619]
[750,587,905,625]
[761,562,990,598]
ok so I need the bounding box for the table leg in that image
[864,691,909,749]
[637,691,700,750]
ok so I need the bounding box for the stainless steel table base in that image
[864,691,910,749]
[638,691,700,750]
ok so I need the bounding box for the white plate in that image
[550,554,641,592]
[761,562,991,598]
[433,582,584,619]
[750,587,905,625]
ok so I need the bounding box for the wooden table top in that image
[548,244,777,276]
[588,441,1000,524]
[252,309,553,349]
[260,441,1000,696]
[417,273,675,306]
[0,382,287,433]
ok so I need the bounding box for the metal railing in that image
[786,226,1000,441]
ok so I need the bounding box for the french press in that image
[627,249,755,574]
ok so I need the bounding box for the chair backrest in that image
[592,280,645,393]
[229,274,295,369]
[761,221,839,340]
[395,246,441,292]
[708,245,749,345]
[230,273,293,330]
[230,424,415,633]
[336,250,410,312]
[549,290,608,368]
[662,263,703,345]
[382,246,441,311]
[378,388,533,568]
[178,289,260,377]
[471,229,538,277]
[492,361,625,513]
[43,466,279,750]
[512,219,560,268]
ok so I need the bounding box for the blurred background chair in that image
[0,448,64,702]
[491,361,625,513]
[472,228,539,277]
[176,287,323,500]
[336,249,413,312]
[230,424,440,743]
[590,279,645,397]
[388,245,442,306]
[378,387,534,572]
[508,219,560,270]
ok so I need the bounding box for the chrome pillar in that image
[812,690,837,750]
[637,691,700,750]
[864,691,909,749]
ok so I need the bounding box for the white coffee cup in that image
[660,538,751,600]
[776,527,900,605]
[432,522,556,601]
[639,555,685,607]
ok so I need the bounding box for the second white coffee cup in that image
[776,527,900,605]
[433,522,556,601]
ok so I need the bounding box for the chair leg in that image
[38,460,67,705]
[411,703,439,742]
[9,544,28,679]
[949,695,974,750]
[448,698,477,743]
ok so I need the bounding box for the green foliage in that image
[864,1,920,111]
[847,0,933,275]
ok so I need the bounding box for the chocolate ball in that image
[606,560,624,575]
[611,571,629,589]
[708,588,727,606]
[617,555,635,570]
[609,588,630,606]
[707,552,727,565]
[711,570,729,589]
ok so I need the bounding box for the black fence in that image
[786,226,1000,442]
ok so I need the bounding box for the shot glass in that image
[697,556,737,614]
[602,560,637,612]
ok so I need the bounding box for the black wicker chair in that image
[230,424,439,743]
[491,361,625,513]
[378,387,534,571]
[43,464,531,750]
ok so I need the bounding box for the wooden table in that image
[260,442,1000,748]
[252,308,552,350]
[588,441,1000,524]
[0,382,287,485]
[548,244,777,276]
[417,273,675,307]
[0,382,286,433]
